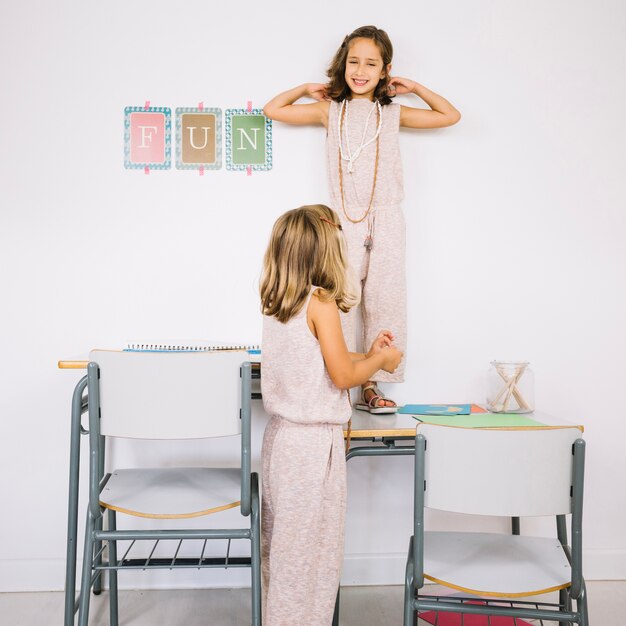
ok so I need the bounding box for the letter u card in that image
[176,107,221,170]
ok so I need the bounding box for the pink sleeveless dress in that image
[326,99,407,382]
[261,288,350,625]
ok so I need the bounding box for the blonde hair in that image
[260,204,359,323]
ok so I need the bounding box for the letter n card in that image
[124,106,171,170]
[225,109,272,171]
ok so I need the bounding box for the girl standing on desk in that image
[260,204,402,625]
[264,25,460,413]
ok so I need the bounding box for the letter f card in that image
[124,106,171,170]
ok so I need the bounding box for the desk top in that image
[58,360,89,369]
[345,410,420,437]
[344,409,583,438]
[58,360,582,436]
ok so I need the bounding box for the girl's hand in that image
[366,330,395,358]
[380,346,403,373]
[263,84,330,127]
[304,83,328,101]
[387,76,418,96]
[366,330,402,372]
[394,80,461,129]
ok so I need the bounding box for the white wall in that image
[1,0,625,592]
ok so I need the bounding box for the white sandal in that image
[355,383,398,415]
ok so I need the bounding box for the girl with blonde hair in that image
[260,204,402,624]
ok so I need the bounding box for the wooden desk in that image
[346,409,419,438]
[59,358,416,626]
[342,409,417,464]
[59,359,582,626]
[59,359,418,451]
[58,360,89,369]
[332,409,583,626]
[342,408,582,459]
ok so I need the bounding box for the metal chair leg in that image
[250,474,262,626]
[559,586,572,626]
[64,376,87,626]
[93,434,106,596]
[404,538,416,626]
[577,581,589,626]
[332,587,340,626]
[78,509,96,626]
[107,509,119,626]
[93,516,104,595]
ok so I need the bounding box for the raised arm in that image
[308,294,402,389]
[263,83,330,127]
[388,77,461,129]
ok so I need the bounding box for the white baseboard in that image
[2,549,625,592]
[583,549,626,580]
[0,559,66,593]
[0,558,252,593]
[341,549,626,586]
[341,553,407,586]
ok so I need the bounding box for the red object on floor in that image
[419,603,532,625]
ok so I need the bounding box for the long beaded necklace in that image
[338,99,382,249]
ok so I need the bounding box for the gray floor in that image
[1,581,624,625]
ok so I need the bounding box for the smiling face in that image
[344,37,389,100]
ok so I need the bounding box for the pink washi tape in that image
[246,101,253,175]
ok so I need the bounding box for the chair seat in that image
[424,531,571,597]
[100,467,241,518]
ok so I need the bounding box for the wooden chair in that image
[68,349,260,625]
[403,423,588,625]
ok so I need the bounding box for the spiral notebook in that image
[125,341,261,354]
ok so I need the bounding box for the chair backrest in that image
[417,424,582,517]
[89,349,244,439]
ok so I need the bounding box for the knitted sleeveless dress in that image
[261,288,350,625]
[326,98,406,382]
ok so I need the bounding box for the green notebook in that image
[412,413,545,428]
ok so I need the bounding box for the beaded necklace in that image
[337,99,382,249]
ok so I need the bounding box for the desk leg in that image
[511,517,520,535]
[345,444,414,462]
[335,443,413,626]
[64,376,88,626]
[332,587,340,626]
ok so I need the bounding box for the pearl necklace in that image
[338,99,383,174]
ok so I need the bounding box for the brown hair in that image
[326,25,394,105]
[260,204,358,323]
